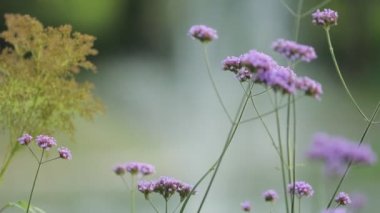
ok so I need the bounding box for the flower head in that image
[139,163,155,176]
[18,133,33,145]
[240,50,277,73]
[272,39,317,62]
[288,181,314,198]
[335,192,351,206]
[296,76,323,100]
[188,25,218,42]
[256,65,297,94]
[240,200,251,212]
[307,133,377,176]
[125,162,155,176]
[222,56,242,73]
[263,189,279,202]
[58,147,72,160]
[35,135,57,150]
[138,180,155,199]
[312,9,338,27]
[113,164,126,176]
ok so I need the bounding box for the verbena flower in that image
[35,135,57,150]
[335,192,351,206]
[188,25,218,42]
[256,65,298,94]
[240,50,277,73]
[272,39,317,62]
[312,9,338,27]
[296,76,323,100]
[138,180,155,199]
[125,162,155,176]
[113,164,126,176]
[262,189,279,202]
[222,56,241,73]
[57,147,72,160]
[18,133,33,145]
[137,176,194,201]
[288,181,314,198]
[240,200,251,212]
[307,133,377,176]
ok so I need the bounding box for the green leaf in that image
[0,200,46,213]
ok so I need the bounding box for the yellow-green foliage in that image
[0,13,103,143]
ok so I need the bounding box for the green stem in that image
[301,0,332,17]
[148,199,160,213]
[26,149,44,213]
[131,175,136,213]
[325,101,380,209]
[325,28,370,122]
[278,0,298,17]
[294,0,304,41]
[165,199,168,213]
[196,84,253,213]
[274,94,289,213]
[202,45,233,123]
[298,198,301,213]
[285,95,294,213]
[291,95,297,213]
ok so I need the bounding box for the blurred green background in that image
[0,0,379,212]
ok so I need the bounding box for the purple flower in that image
[188,25,218,42]
[272,39,317,62]
[236,68,254,82]
[139,163,155,176]
[222,56,242,73]
[256,65,297,94]
[240,200,251,212]
[177,182,194,202]
[312,9,338,27]
[296,76,323,100]
[58,147,72,160]
[240,50,277,73]
[262,189,279,202]
[35,135,57,150]
[138,180,155,199]
[335,192,351,206]
[307,133,377,176]
[18,133,33,145]
[125,162,141,175]
[288,181,314,198]
[113,164,126,176]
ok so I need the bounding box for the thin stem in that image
[165,199,168,213]
[301,0,332,17]
[278,0,298,17]
[291,95,297,213]
[240,96,303,124]
[294,0,304,41]
[41,157,60,165]
[26,149,45,213]
[298,198,301,213]
[249,89,280,156]
[131,175,136,213]
[325,101,380,209]
[285,95,294,213]
[196,84,253,213]
[325,28,370,122]
[148,199,160,213]
[202,45,233,123]
[120,176,131,190]
[27,146,40,162]
[274,94,289,213]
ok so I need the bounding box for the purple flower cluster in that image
[262,189,279,202]
[18,133,72,160]
[113,161,155,176]
[222,50,323,99]
[188,25,218,43]
[35,135,57,150]
[307,133,377,176]
[312,9,338,27]
[18,133,33,145]
[272,39,317,62]
[288,181,314,198]
[137,176,194,201]
[58,147,72,160]
[335,192,351,206]
[240,200,251,212]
